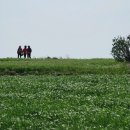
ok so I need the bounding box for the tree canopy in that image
[111,35,130,62]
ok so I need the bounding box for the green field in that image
[0,58,129,75]
[0,58,130,129]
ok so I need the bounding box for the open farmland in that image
[0,58,129,75]
[0,58,130,129]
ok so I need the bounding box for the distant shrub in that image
[45,56,59,59]
[52,57,58,59]
[46,56,51,59]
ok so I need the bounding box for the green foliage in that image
[1,75,130,129]
[0,58,129,75]
[0,59,130,129]
[111,35,130,62]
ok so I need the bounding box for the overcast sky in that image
[0,0,130,58]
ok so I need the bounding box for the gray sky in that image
[0,0,130,58]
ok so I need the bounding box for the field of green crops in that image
[0,58,129,75]
[0,58,130,129]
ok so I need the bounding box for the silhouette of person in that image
[17,46,23,58]
[23,45,27,58]
[27,46,32,58]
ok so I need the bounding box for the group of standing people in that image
[17,45,32,58]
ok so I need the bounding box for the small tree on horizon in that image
[111,35,130,62]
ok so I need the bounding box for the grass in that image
[0,58,130,129]
[0,58,129,75]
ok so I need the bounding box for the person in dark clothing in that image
[27,46,32,58]
[17,46,23,58]
[23,45,27,58]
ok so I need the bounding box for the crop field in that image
[0,58,130,129]
[0,58,129,75]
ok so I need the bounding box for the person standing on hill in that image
[23,45,27,58]
[27,46,32,58]
[17,46,23,58]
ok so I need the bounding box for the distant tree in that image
[111,35,130,62]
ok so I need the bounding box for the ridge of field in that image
[0,58,129,75]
